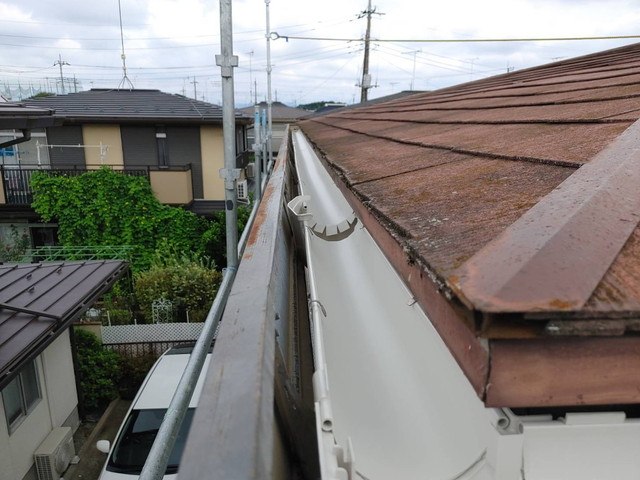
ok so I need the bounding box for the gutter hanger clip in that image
[287,194,358,242]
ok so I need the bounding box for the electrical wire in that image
[271,33,640,43]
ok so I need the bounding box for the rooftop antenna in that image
[117,0,134,90]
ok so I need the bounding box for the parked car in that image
[96,344,211,479]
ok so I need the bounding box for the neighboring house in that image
[0,260,128,480]
[13,89,250,221]
[299,41,640,409]
[238,101,309,154]
[0,101,60,249]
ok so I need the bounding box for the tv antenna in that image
[117,0,134,90]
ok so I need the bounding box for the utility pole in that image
[54,54,69,94]
[358,0,383,102]
[191,76,199,99]
[247,50,254,104]
[402,49,420,90]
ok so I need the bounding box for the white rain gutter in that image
[290,128,640,480]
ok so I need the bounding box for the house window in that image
[2,360,41,433]
[156,127,168,167]
[0,129,49,166]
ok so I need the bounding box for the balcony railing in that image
[0,164,192,206]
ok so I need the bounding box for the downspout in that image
[0,129,31,150]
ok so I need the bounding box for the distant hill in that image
[298,101,343,112]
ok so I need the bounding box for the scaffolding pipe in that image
[137,178,263,480]
[137,269,236,480]
[217,0,240,271]
[265,0,274,169]
[253,106,262,200]
[138,2,240,478]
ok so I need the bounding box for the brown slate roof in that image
[0,260,128,389]
[299,42,640,408]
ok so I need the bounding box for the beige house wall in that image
[200,126,225,200]
[82,125,124,167]
[149,170,193,204]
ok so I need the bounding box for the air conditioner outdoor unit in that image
[34,426,75,480]
[237,179,249,201]
[246,162,255,179]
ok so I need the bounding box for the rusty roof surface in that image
[0,260,128,389]
[301,45,640,326]
[299,43,640,406]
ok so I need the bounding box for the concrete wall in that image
[82,125,123,167]
[0,331,79,480]
[199,125,225,200]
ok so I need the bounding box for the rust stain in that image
[548,299,576,310]
[246,173,276,249]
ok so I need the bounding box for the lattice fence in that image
[102,323,205,345]
[104,341,192,359]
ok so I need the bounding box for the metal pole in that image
[138,267,237,480]
[253,106,262,200]
[217,0,240,271]
[261,108,268,176]
[265,0,274,169]
[139,6,241,476]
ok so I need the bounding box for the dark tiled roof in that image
[0,260,128,389]
[24,89,248,124]
[299,42,640,407]
[238,101,310,121]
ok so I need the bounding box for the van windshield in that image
[107,408,195,474]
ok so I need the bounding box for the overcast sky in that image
[1,0,639,107]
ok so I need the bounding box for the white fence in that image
[101,323,205,345]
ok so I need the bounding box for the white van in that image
[96,344,211,479]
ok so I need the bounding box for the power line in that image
[271,33,640,43]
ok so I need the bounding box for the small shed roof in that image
[0,260,128,390]
[24,89,249,125]
[299,42,640,408]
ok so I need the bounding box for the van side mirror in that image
[96,440,111,454]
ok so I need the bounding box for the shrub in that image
[117,353,158,400]
[74,329,121,411]
[134,261,222,323]
[0,225,30,262]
